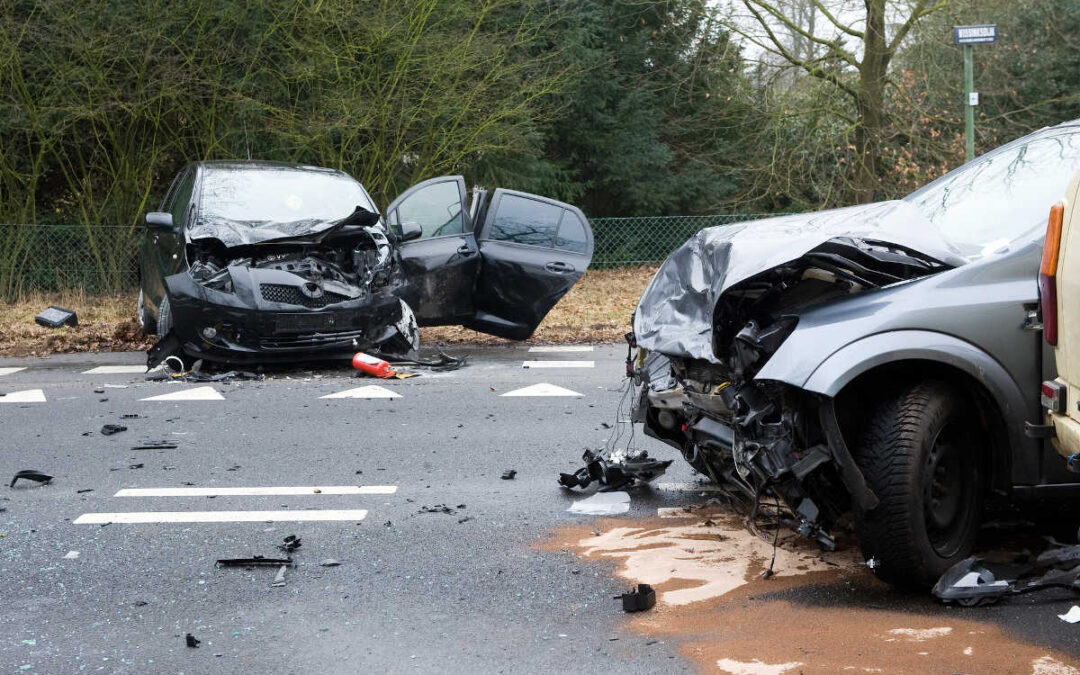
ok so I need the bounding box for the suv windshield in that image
[199,167,376,225]
[905,126,1080,257]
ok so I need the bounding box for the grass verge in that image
[0,266,658,357]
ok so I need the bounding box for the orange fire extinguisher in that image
[352,351,396,378]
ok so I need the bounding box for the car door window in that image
[169,170,196,228]
[554,212,588,253]
[393,180,464,239]
[485,194,563,247]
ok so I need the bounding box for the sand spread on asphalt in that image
[543,511,1080,674]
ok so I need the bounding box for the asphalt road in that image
[1,345,1079,673]
[0,344,702,674]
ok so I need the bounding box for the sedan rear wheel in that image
[853,380,982,589]
[156,295,173,337]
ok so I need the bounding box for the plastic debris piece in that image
[35,306,78,328]
[319,559,341,567]
[185,633,200,648]
[277,535,301,553]
[128,464,144,470]
[101,424,128,436]
[501,469,517,480]
[418,504,457,515]
[131,441,179,450]
[10,470,52,488]
[64,551,80,559]
[617,584,656,612]
[1059,606,1080,623]
[272,565,288,587]
[216,557,294,568]
[567,491,630,516]
[559,449,672,492]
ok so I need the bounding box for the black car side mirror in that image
[146,212,174,230]
[400,220,423,242]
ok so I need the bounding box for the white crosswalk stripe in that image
[522,360,594,369]
[115,486,397,497]
[527,345,594,353]
[500,383,583,397]
[140,386,224,401]
[0,367,27,376]
[73,510,369,524]
[82,365,147,374]
[320,385,400,399]
[0,388,46,403]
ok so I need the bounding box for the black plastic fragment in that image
[185,633,200,648]
[559,449,672,491]
[147,331,183,370]
[216,557,294,568]
[617,584,656,612]
[101,424,128,436]
[277,535,301,553]
[35,306,78,328]
[10,470,52,488]
[933,549,1080,607]
[501,469,517,480]
[131,441,178,450]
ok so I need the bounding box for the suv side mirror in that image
[146,212,174,230]
[400,220,423,242]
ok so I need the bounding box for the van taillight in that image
[1040,203,1065,346]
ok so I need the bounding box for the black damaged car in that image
[138,161,593,365]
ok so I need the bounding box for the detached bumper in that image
[164,272,402,364]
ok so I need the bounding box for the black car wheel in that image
[156,295,174,337]
[853,379,982,589]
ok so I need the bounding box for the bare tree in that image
[730,0,947,202]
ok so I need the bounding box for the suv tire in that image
[853,379,982,589]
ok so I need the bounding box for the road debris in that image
[216,557,294,568]
[617,583,656,612]
[933,546,1080,606]
[9,470,52,488]
[319,559,341,567]
[101,424,127,436]
[185,633,200,648]
[34,306,78,328]
[272,565,288,587]
[418,504,461,515]
[559,449,672,492]
[277,535,301,553]
[131,441,179,450]
[1059,606,1080,624]
[501,469,517,480]
[353,352,396,378]
[567,491,630,516]
[63,551,80,560]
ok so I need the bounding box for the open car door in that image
[385,176,480,324]
[465,189,593,340]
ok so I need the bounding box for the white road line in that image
[0,388,46,403]
[115,486,397,497]
[82,365,147,374]
[320,385,400,399]
[522,360,595,369]
[527,345,594,353]
[500,383,583,397]
[140,386,224,401]
[0,367,27,376]
[73,509,369,524]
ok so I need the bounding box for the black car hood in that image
[633,200,967,362]
[186,206,382,248]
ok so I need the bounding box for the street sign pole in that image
[954,24,996,163]
[964,44,974,162]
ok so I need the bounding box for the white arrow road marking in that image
[522,360,594,369]
[82,365,147,374]
[115,486,398,497]
[527,345,594,353]
[0,367,27,376]
[73,510,369,524]
[320,385,400,399]
[0,389,46,403]
[140,386,224,401]
[500,383,583,397]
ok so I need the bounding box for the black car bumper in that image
[163,272,402,364]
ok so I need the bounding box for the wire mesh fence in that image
[0,213,785,300]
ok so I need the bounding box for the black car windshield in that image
[905,126,1080,258]
[199,167,375,225]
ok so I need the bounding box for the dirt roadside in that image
[542,510,1080,675]
[0,266,658,357]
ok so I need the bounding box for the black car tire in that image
[137,288,156,334]
[853,379,982,589]
[156,295,174,337]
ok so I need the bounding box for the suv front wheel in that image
[853,379,982,589]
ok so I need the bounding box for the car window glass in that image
[396,181,463,238]
[199,167,376,226]
[905,130,1080,256]
[170,170,196,227]
[486,194,561,247]
[554,211,588,253]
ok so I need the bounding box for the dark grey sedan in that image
[631,120,1080,588]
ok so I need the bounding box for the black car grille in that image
[259,329,367,351]
[260,283,349,308]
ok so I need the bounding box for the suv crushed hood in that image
[633,200,966,362]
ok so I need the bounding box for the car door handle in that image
[545,261,575,273]
[457,245,476,256]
